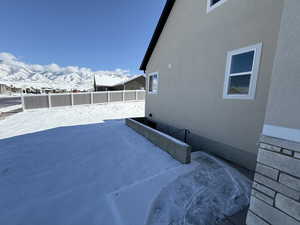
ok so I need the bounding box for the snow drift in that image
[146,153,251,225]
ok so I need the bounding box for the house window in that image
[223,43,262,99]
[148,73,159,94]
[207,0,227,13]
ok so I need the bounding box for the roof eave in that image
[109,74,145,87]
[140,0,176,71]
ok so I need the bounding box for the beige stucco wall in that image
[264,0,300,130]
[144,0,284,169]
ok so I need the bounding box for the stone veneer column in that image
[246,135,300,225]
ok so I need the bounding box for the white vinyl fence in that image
[22,90,145,110]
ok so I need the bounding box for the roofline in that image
[94,74,145,87]
[111,74,145,87]
[140,0,176,71]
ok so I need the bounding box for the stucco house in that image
[94,74,145,92]
[0,83,22,94]
[140,0,300,224]
[0,83,7,94]
[109,75,145,91]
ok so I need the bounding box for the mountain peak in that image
[0,53,132,91]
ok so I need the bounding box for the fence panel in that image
[24,95,49,109]
[74,93,91,105]
[93,92,108,104]
[137,91,146,100]
[22,90,145,110]
[109,91,123,102]
[51,94,72,107]
[125,91,136,101]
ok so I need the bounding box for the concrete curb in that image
[126,118,191,164]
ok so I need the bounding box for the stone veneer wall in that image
[246,135,300,225]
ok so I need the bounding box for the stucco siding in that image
[144,0,284,169]
[264,0,300,131]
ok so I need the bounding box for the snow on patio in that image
[0,102,251,225]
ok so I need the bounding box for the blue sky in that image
[0,0,166,74]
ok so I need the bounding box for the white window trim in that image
[207,0,227,13]
[223,43,263,100]
[148,72,159,95]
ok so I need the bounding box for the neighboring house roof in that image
[94,75,129,87]
[94,75,145,87]
[112,75,145,87]
[140,0,176,71]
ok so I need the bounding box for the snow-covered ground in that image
[0,93,22,97]
[0,104,22,113]
[0,102,145,139]
[0,102,251,225]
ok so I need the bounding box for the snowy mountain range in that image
[0,52,131,91]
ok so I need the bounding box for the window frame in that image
[148,72,159,95]
[207,0,227,13]
[223,43,263,100]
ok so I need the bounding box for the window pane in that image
[230,51,254,74]
[211,0,221,6]
[152,75,158,92]
[149,76,153,92]
[228,74,251,95]
[149,74,158,93]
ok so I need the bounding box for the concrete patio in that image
[0,109,251,225]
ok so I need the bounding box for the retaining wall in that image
[126,118,191,164]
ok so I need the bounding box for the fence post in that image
[21,92,25,111]
[48,94,52,108]
[71,93,74,106]
[107,91,110,104]
[135,90,138,101]
[70,93,72,106]
[91,92,93,105]
[123,90,125,102]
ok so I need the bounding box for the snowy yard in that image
[0,102,251,225]
[0,102,145,139]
